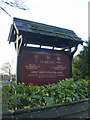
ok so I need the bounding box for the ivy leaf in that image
[44,97,54,105]
[33,95,41,99]
[31,91,38,95]
[58,94,62,98]
[72,93,79,98]
[67,97,72,102]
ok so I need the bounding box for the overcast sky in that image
[0,0,89,73]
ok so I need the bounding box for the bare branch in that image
[1,0,29,10]
[0,0,29,17]
[0,6,11,17]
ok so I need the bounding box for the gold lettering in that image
[25,64,40,70]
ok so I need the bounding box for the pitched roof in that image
[8,17,83,48]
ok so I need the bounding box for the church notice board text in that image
[19,47,70,85]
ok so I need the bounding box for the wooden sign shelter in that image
[8,17,83,85]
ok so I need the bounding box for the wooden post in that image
[14,23,23,84]
[70,45,78,78]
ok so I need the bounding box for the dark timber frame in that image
[8,17,83,83]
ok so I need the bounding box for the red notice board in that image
[19,47,70,85]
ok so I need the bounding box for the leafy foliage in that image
[1,62,12,75]
[72,41,89,79]
[2,78,89,110]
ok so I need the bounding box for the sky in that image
[0,0,89,73]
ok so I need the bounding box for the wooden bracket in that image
[14,23,23,55]
[71,46,78,58]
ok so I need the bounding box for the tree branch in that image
[0,6,11,17]
[1,0,29,10]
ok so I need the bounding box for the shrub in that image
[2,78,89,110]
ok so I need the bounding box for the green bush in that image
[2,78,89,110]
[72,41,89,79]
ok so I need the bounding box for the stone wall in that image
[2,98,90,119]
